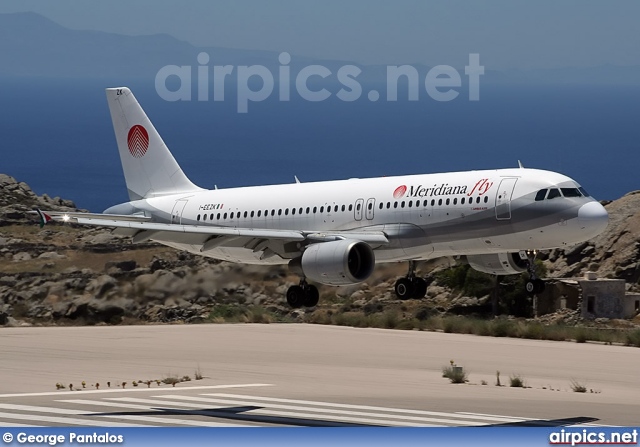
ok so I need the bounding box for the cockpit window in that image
[578,187,590,197]
[535,189,547,201]
[547,188,561,199]
[561,188,582,198]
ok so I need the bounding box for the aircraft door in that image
[171,199,189,224]
[495,178,518,220]
[354,199,364,221]
[365,198,375,220]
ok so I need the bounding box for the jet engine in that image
[289,239,375,286]
[466,252,528,275]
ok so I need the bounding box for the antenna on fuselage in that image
[294,176,301,184]
[517,160,524,169]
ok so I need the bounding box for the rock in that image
[38,251,66,259]
[86,275,117,297]
[105,260,137,272]
[12,252,32,262]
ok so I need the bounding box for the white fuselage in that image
[120,167,608,265]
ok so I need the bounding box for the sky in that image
[0,0,638,70]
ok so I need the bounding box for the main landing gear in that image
[394,261,428,300]
[286,279,320,308]
[523,251,545,296]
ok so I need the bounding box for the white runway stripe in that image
[152,394,478,426]
[0,411,145,427]
[106,396,437,427]
[0,383,272,399]
[201,393,527,424]
[0,403,237,427]
[0,421,42,427]
[59,399,254,427]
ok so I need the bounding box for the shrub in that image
[442,363,468,384]
[625,329,640,348]
[509,374,525,387]
[521,323,545,340]
[570,379,587,393]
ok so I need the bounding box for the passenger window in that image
[394,202,398,209]
[408,201,412,208]
[453,198,457,205]
[320,206,324,213]
[535,189,547,201]
[401,201,405,208]
[210,214,213,220]
[278,209,282,216]
[197,214,201,221]
[461,197,465,205]
[217,213,221,220]
[561,188,581,198]
[299,207,303,214]
[244,211,248,218]
[257,210,260,217]
[431,199,435,206]
[423,200,428,207]
[230,212,234,219]
[224,213,228,219]
[334,205,338,212]
[342,205,346,212]
[250,211,254,218]
[379,203,383,210]
[292,208,296,215]
[476,197,480,204]
[271,210,275,216]
[386,202,390,209]
[484,196,488,203]
[313,207,317,213]
[438,199,442,206]
[445,198,450,205]
[547,189,561,199]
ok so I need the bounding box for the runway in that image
[0,324,638,426]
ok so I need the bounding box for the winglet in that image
[35,209,52,228]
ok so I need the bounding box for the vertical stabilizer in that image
[106,87,202,200]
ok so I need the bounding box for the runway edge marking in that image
[0,383,273,399]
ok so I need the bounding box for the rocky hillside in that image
[1,173,639,327]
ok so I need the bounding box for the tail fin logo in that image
[127,125,149,158]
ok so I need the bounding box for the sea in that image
[1,77,639,212]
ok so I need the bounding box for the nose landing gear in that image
[523,251,545,296]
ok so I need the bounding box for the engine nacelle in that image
[290,239,375,286]
[466,252,528,275]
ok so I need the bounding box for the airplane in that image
[35,87,609,308]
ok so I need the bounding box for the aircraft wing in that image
[32,210,389,245]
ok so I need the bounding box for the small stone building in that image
[535,272,640,319]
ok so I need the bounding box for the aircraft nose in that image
[578,201,608,237]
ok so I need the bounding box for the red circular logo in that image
[127,125,149,158]
[393,185,407,199]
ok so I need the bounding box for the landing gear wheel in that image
[412,278,428,299]
[395,278,415,300]
[525,280,536,297]
[303,285,320,307]
[286,285,305,308]
[525,279,545,296]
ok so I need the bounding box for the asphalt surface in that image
[0,324,638,426]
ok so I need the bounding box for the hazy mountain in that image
[0,12,637,85]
